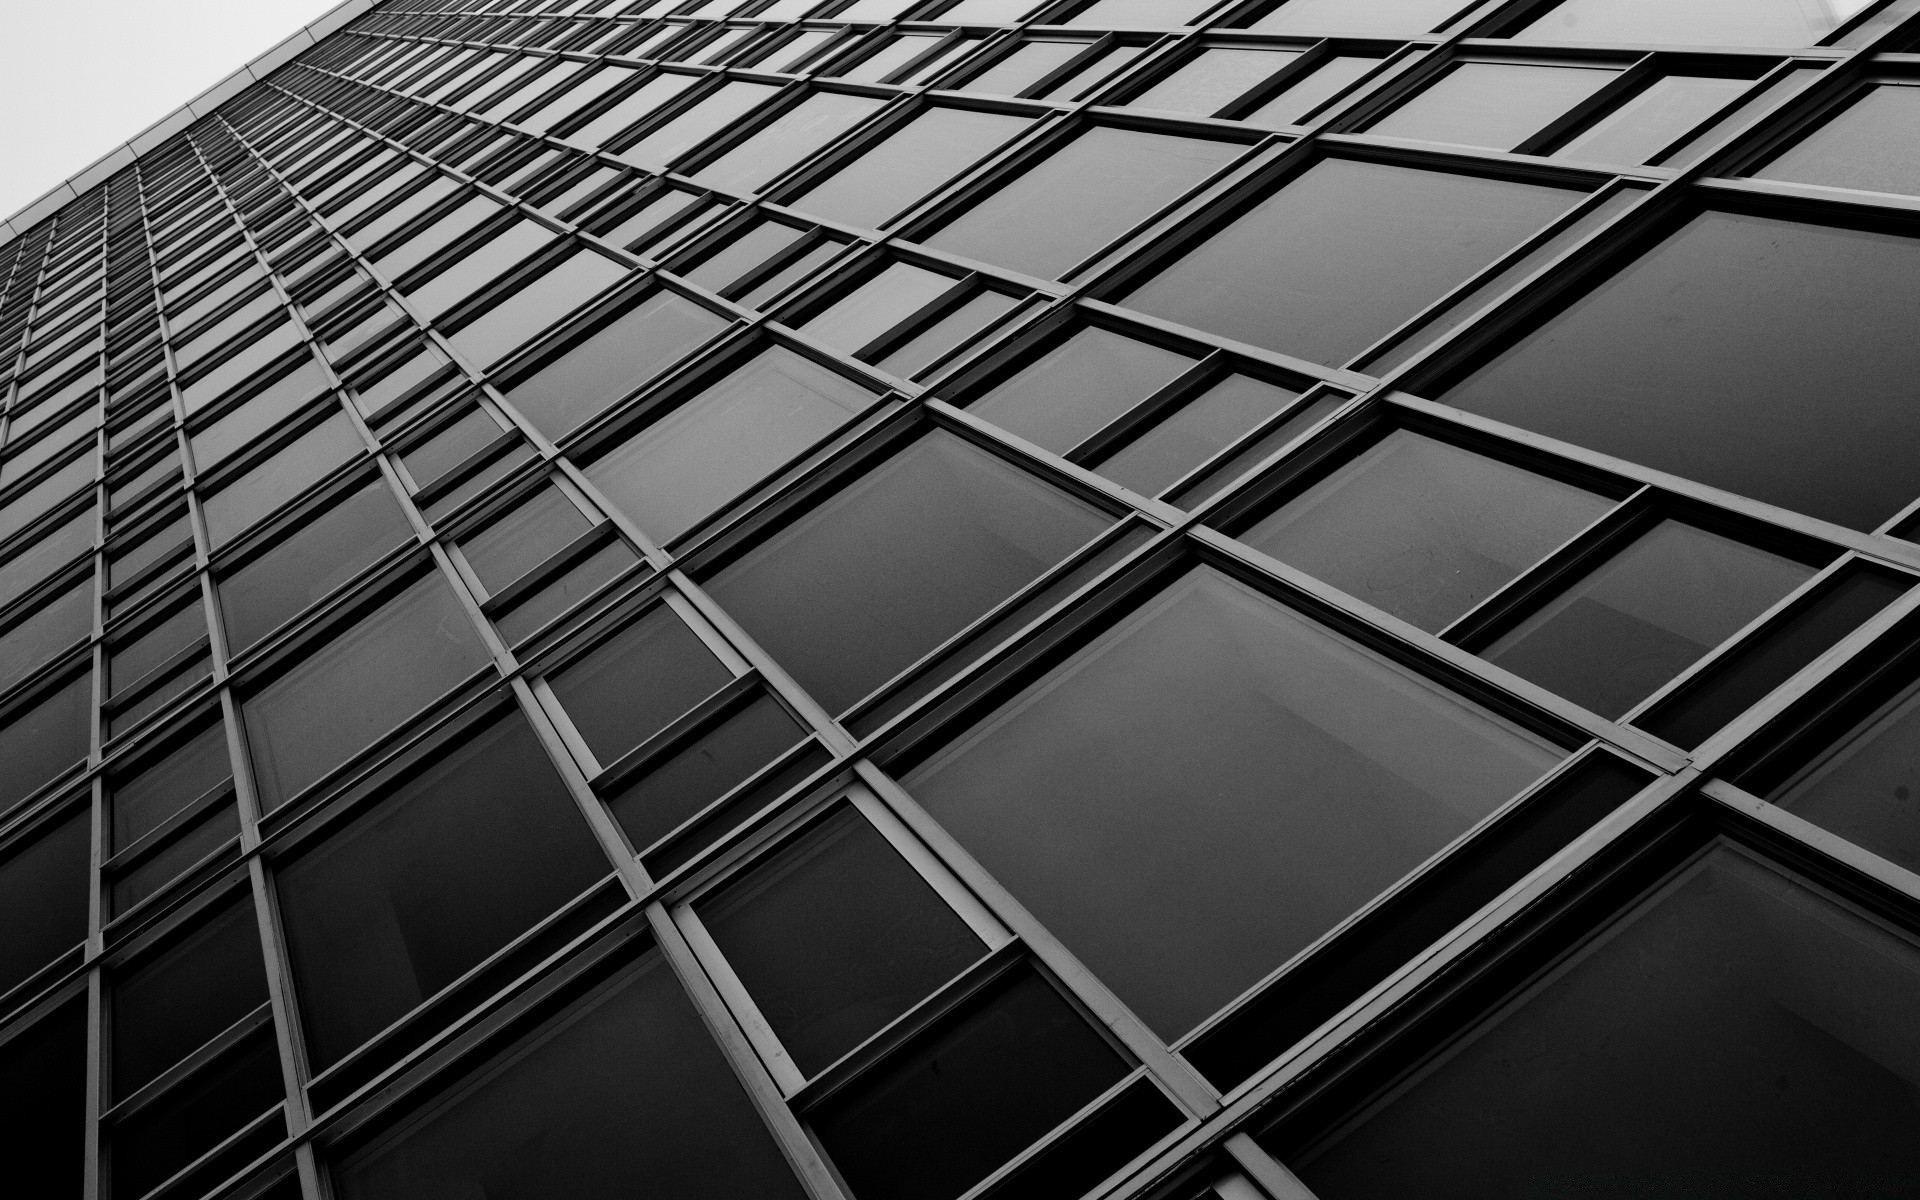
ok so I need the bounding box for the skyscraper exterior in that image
[6,0,1920,1196]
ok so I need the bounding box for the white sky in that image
[0,0,345,218]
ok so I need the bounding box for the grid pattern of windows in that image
[4,0,1920,1198]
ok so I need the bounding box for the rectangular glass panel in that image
[507,291,729,439]
[1126,47,1302,115]
[202,412,366,548]
[798,263,959,355]
[461,488,593,595]
[1553,74,1752,164]
[1094,374,1302,497]
[1511,0,1877,48]
[618,81,781,169]
[219,479,415,652]
[445,249,628,368]
[791,107,1032,231]
[1368,62,1618,150]
[547,604,732,764]
[1251,0,1469,34]
[691,92,888,193]
[968,325,1195,454]
[874,290,1024,379]
[1754,83,1920,197]
[1241,56,1379,127]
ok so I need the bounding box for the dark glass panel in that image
[1251,0,1469,34]
[112,806,240,916]
[0,672,92,814]
[242,574,492,810]
[565,73,699,149]
[1288,846,1920,1199]
[460,487,593,595]
[0,582,92,694]
[506,291,729,440]
[189,360,332,471]
[697,805,984,1075]
[0,1003,86,1200]
[873,290,1024,379]
[1484,522,1815,719]
[705,432,1111,712]
[1236,430,1613,633]
[547,604,732,764]
[583,346,879,544]
[494,540,642,644]
[736,239,845,308]
[109,602,205,696]
[404,220,555,320]
[1553,74,1751,164]
[109,1035,285,1200]
[967,326,1195,455]
[1755,84,1920,196]
[1124,159,1581,366]
[692,92,888,193]
[906,567,1561,1037]
[333,948,806,1200]
[374,196,503,282]
[1126,47,1301,115]
[605,691,806,850]
[989,1082,1185,1200]
[219,479,416,652]
[798,263,957,356]
[682,222,807,293]
[446,249,628,368]
[400,409,501,489]
[1512,0,1873,48]
[922,128,1242,280]
[203,412,366,548]
[811,967,1130,1200]
[276,714,608,1066]
[1241,56,1379,127]
[112,723,232,848]
[0,508,93,610]
[112,902,267,1098]
[0,808,90,994]
[1095,374,1302,497]
[1368,62,1617,150]
[1443,210,1920,532]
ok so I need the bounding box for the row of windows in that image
[6,2,1920,1200]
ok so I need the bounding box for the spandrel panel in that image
[696,805,985,1075]
[1367,62,1618,150]
[905,566,1562,1038]
[1122,159,1583,366]
[546,604,732,764]
[1754,84,1920,197]
[1287,846,1920,1199]
[921,127,1243,280]
[1511,0,1878,48]
[332,948,807,1200]
[583,346,879,544]
[1238,430,1613,632]
[1442,209,1920,533]
[275,713,608,1066]
[242,574,493,810]
[1483,521,1815,719]
[968,326,1196,454]
[506,291,729,440]
[690,91,888,193]
[704,431,1111,713]
[1126,47,1302,115]
[792,107,1033,231]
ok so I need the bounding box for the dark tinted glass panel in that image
[112,902,267,1097]
[1443,210,1920,532]
[0,672,91,814]
[494,541,642,645]
[1252,0,1467,34]
[113,806,240,916]
[698,805,984,1075]
[1368,62,1617,149]
[547,605,732,764]
[1127,47,1301,115]
[109,1035,284,1200]
[1237,430,1613,633]
[0,583,91,694]
[1513,0,1873,47]
[1484,522,1815,719]
[0,808,89,993]
[706,432,1111,712]
[584,347,878,544]
[811,967,1130,1200]
[333,949,807,1200]
[605,692,806,850]
[203,412,365,548]
[112,723,231,848]
[692,92,887,193]
[276,714,608,1066]
[446,249,627,368]
[1755,84,1920,196]
[506,291,729,440]
[0,509,92,610]
[404,221,554,319]
[0,1003,85,1200]
[1095,374,1302,497]
[220,480,414,652]
[1125,159,1580,366]
[1553,74,1751,164]
[968,326,1195,454]
[922,128,1242,279]
[460,488,592,595]
[1288,846,1920,1199]
[906,567,1561,1037]
[242,574,492,810]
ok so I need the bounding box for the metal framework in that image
[5,0,1920,1197]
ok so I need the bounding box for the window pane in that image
[606,691,806,850]
[108,1034,284,1200]
[506,291,730,440]
[692,92,887,194]
[1483,522,1815,719]
[1553,74,1751,165]
[697,805,983,1075]
[1068,0,1213,24]
[220,479,415,652]
[1237,430,1612,632]
[811,967,1130,1200]
[1511,0,1877,48]
[583,346,879,544]
[111,723,231,848]
[446,249,628,368]
[791,107,1033,231]
[0,1003,85,1200]
[1755,84,1920,197]
[547,605,732,764]
[0,582,91,694]
[567,73,698,149]
[461,488,592,595]
[922,128,1242,280]
[242,574,492,810]
[905,566,1562,1037]
[874,290,1023,379]
[1252,0,1469,34]
[706,431,1111,712]
[1288,846,1920,1198]
[0,808,89,993]
[0,508,93,610]
[1368,62,1618,150]
[1095,374,1305,497]
[1126,47,1302,115]
[969,326,1195,454]
[957,41,1085,96]
[619,81,780,169]
[1123,159,1582,366]
[333,949,807,1200]
[681,222,807,293]
[0,673,92,815]
[1442,209,1920,532]
[112,902,267,1097]
[203,412,366,548]
[276,713,608,1066]
[799,263,958,356]
[404,220,555,319]
[190,360,332,471]
[1241,56,1379,127]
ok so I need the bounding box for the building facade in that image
[5,0,1920,1195]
